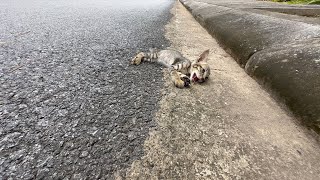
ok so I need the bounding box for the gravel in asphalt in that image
[0,0,173,179]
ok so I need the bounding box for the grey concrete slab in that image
[180,0,320,133]
[124,2,320,179]
[246,39,320,131]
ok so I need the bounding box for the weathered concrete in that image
[181,0,320,65]
[246,39,320,131]
[123,1,320,179]
[180,0,320,133]
[255,7,320,17]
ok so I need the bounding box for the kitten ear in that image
[197,49,209,62]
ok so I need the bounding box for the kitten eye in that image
[202,69,205,73]
[193,65,198,68]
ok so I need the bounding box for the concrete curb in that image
[180,0,320,132]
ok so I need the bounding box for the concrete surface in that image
[180,0,320,133]
[245,39,320,131]
[122,1,320,179]
[0,0,173,179]
[255,7,320,17]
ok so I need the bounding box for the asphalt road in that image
[0,0,173,179]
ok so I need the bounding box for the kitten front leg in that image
[131,52,146,65]
[170,70,190,88]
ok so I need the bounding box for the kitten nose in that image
[198,78,205,83]
[184,81,190,87]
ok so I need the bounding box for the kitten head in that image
[190,49,210,83]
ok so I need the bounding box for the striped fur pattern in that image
[131,48,210,88]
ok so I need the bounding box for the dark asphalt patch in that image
[0,0,173,179]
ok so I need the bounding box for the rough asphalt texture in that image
[0,0,173,179]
